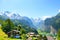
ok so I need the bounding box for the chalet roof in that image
[12,30,20,32]
[8,30,20,33]
[28,32,35,35]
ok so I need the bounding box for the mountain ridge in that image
[0,11,45,31]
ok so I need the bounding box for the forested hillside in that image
[45,12,60,32]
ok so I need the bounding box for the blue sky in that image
[0,0,60,19]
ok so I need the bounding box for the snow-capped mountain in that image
[0,11,21,19]
[0,11,45,30]
[0,11,38,33]
[0,11,37,29]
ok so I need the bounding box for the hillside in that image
[45,12,60,33]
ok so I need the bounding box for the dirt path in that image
[27,37,32,40]
[47,36,54,40]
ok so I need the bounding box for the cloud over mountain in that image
[41,16,52,20]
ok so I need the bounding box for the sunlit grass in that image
[9,38,21,40]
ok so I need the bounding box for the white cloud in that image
[41,16,52,20]
[58,9,60,12]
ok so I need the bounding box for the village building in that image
[7,30,20,38]
[27,32,35,37]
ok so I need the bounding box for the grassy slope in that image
[0,26,8,40]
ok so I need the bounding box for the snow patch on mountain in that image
[0,11,21,19]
